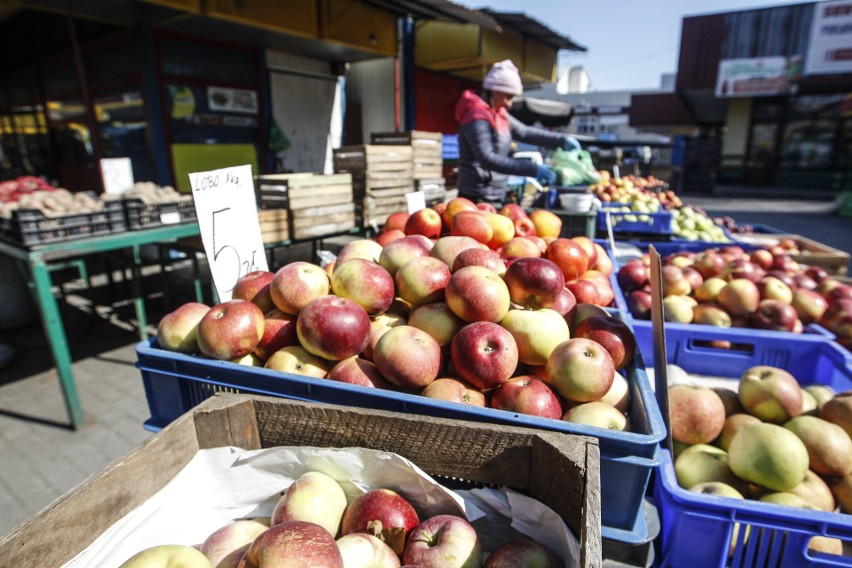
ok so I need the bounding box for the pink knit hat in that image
[482,60,523,96]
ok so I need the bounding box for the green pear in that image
[728,423,809,492]
[675,444,745,493]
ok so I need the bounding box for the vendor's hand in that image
[561,136,581,151]
[535,164,557,187]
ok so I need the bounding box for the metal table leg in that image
[130,245,149,340]
[29,258,85,429]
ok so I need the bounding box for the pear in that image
[728,423,808,492]
[785,415,852,477]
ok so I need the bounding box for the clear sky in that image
[456,0,815,92]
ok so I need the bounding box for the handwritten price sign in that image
[188,164,268,301]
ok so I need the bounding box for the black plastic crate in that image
[124,197,196,230]
[6,200,127,246]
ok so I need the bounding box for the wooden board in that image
[289,189,353,210]
[288,183,352,200]
[290,202,355,219]
[257,172,351,188]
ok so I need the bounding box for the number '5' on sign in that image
[188,164,268,301]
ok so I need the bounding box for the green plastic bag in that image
[550,148,601,186]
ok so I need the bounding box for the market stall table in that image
[0,222,201,429]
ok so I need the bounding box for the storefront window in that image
[93,89,154,183]
[747,123,778,169]
[778,95,843,169]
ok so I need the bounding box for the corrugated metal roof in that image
[482,9,587,52]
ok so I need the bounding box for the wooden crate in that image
[256,173,353,210]
[290,202,356,240]
[735,233,850,275]
[257,208,289,244]
[334,145,415,197]
[371,131,444,180]
[0,394,600,567]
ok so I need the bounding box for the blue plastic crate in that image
[136,322,666,543]
[650,332,852,567]
[442,134,459,160]
[633,320,836,373]
[597,204,674,235]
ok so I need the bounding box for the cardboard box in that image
[0,394,601,567]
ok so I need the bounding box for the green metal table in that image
[0,223,201,429]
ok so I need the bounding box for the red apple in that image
[451,210,493,244]
[490,375,563,420]
[443,197,479,227]
[156,301,210,353]
[395,256,452,307]
[571,236,598,268]
[769,253,798,274]
[500,308,570,366]
[450,321,519,390]
[573,315,636,371]
[402,515,482,568]
[805,266,830,283]
[717,278,761,317]
[363,312,407,362]
[241,521,343,567]
[500,236,542,259]
[767,270,798,292]
[342,489,420,556]
[270,261,330,315]
[661,265,691,297]
[498,203,528,221]
[565,279,599,305]
[693,251,726,279]
[544,337,615,402]
[254,308,299,360]
[756,275,794,304]
[384,211,410,233]
[593,243,615,277]
[545,238,589,282]
[682,266,704,292]
[749,299,799,332]
[232,270,275,313]
[197,299,264,360]
[421,377,486,407]
[452,247,506,274]
[616,259,649,293]
[429,235,481,268]
[483,539,562,568]
[668,384,726,444]
[379,236,433,277]
[721,258,763,283]
[331,259,395,316]
[477,201,497,213]
[793,273,819,291]
[503,257,565,310]
[296,296,371,360]
[792,288,829,325]
[513,216,537,237]
[374,229,405,247]
[567,303,611,332]
[549,287,578,317]
[626,290,653,320]
[373,325,442,388]
[445,265,511,323]
[328,357,393,389]
[404,208,443,239]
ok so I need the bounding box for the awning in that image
[510,97,574,127]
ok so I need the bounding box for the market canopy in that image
[510,97,574,127]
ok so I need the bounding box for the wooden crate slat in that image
[292,219,356,240]
[288,183,353,199]
[289,193,353,210]
[292,211,355,230]
[290,202,355,219]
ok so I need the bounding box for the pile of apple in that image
[668,365,852,555]
[119,470,564,567]
[619,244,852,348]
[588,172,678,208]
[156,197,640,431]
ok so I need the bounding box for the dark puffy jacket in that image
[454,90,565,203]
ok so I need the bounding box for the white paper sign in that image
[405,190,426,213]
[99,157,134,195]
[188,164,268,301]
[806,0,852,75]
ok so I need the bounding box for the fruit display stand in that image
[135,327,667,545]
[0,393,602,568]
[642,326,852,567]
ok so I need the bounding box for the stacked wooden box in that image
[255,173,355,241]
[371,130,444,180]
[333,145,414,228]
